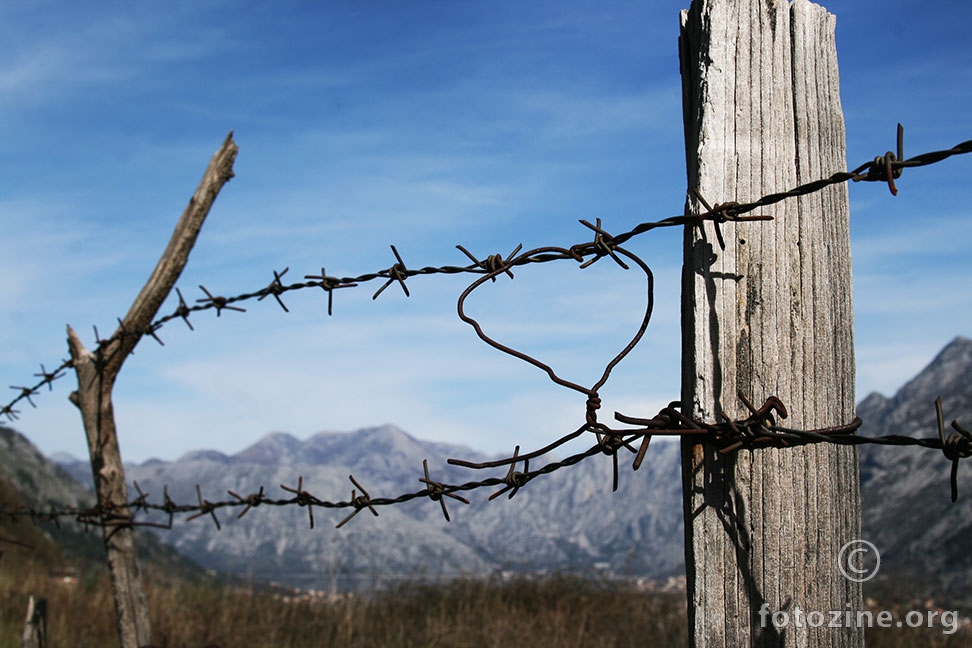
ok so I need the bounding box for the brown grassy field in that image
[3,561,687,648]
[2,553,969,648]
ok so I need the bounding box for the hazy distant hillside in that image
[0,425,207,578]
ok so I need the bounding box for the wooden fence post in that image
[679,1,862,646]
[67,132,238,648]
[22,595,47,648]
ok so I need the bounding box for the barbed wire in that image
[2,393,968,532]
[1,124,971,531]
[3,124,969,421]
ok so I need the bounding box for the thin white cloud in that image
[852,212,972,264]
[0,5,242,108]
[855,272,971,316]
[507,85,682,141]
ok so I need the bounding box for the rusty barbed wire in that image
[3,124,969,419]
[1,124,971,531]
[1,394,968,532]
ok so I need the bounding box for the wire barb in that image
[8,386,39,408]
[372,245,410,300]
[455,244,521,281]
[174,287,195,330]
[33,364,65,390]
[488,446,531,501]
[936,397,972,502]
[0,405,20,421]
[304,267,357,316]
[197,285,246,317]
[574,219,629,269]
[185,484,221,530]
[257,267,292,312]
[336,475,379,528]
[419,459,470,522]
[228,486,265,519]
[851,123,905,195]
[280,476,316,529]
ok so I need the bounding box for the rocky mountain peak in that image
[894,336,972,406]
[231,431,304,465]
[177,449,231,464]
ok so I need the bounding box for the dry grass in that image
[2,562,687,648]
[1,557,968,647]
[147,572,689,648]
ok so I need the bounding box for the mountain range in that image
[56,424,685,591]
[7,336,971,603]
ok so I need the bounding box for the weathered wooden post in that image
[679,0,862,646]
[67,133,237,648]
[22,595,47,648]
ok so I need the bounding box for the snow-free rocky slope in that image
[58,424,684,590]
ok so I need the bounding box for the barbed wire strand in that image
[2,124,971,531]
[2,394,968,531]
[4,125,969,420]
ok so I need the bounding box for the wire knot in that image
[574,219,629,269]
[585,394,602,426]
[853,152,902,195]
[488,446,530,501]
[690,190,773,250]
[304,267,357,315]
[942,432,972,463]
[713,394,789,453]
[484,253,511,277]
[935,397,971,502]
[455,244,520,281]
[851,123,904,195]
[598,432,625,456]
[161,485,178,515]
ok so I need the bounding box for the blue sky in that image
[1,0,970,464]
